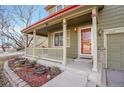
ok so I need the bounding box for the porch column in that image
[33,30,36,57]
[24,33,28,56]
[63,18,67,65]
[92,8,98,72]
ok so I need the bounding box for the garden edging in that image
[3,61,30,87]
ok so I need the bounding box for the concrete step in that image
[74,58,92,63]
[80,55,92,59]
[86,80,96,87]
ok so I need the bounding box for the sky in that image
[0,5,48,45]
[9,5,48,30]
[30,5,48,24]
[0,5,48,30]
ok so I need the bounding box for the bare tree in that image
[0,6,12,52]
[10,5,43,48]
[0,5,47,52]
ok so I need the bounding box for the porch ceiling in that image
[28,13,92,36]
[26,5,104,36]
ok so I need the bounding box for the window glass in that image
[54,33,60,46]
[56,5,63,12]
[59,32,63,46]
[53,31,70,47]
[48,7,56,14]
[83,32,91,40]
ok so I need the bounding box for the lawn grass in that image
[0,59,5,66]
[0,55,17,66]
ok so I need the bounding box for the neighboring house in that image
[22,5,124,85]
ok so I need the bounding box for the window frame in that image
[53,30,70,48]
[53,31,63,47]
[56,5,64,12]
[48,7,56,15]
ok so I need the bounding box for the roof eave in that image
[21,5,84,33]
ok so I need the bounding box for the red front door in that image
[81,28,91,54]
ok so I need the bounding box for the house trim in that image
[53,31,63,48]
[104,27,124,68]
[22,5,82,32]
[78,25,93,58]
[63,18,67,65]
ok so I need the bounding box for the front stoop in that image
[3,61,30,87]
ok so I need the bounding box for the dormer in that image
[45,5,70,15]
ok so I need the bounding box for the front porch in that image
[23,5,100,72]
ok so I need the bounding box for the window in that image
[48,7,56,15]
[53,30,70,47]
[54,32,63,46]
[56,5,63,12]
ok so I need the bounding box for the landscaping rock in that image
[49,67,61,78]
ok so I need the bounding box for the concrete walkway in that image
[43,70,88,87]
[107,69,124,87]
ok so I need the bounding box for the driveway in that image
[106,69,124,87]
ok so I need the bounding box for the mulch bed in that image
[8,59,54,87]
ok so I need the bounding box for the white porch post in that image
[24,33,28,57]
[92,8,98,72]
[33,30,36,57]
[63,18,67,65]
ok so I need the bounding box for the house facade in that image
[22,5,124,73]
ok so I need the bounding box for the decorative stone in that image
[18,81,27,87]
[34,66,46,75]
[25,62,34,68]
[47,74,51,80]
[49,67,61,78]
[24,84,30,87]
[14,78,23,85]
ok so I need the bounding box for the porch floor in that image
[26,56,92,73]
[66,61,92,73]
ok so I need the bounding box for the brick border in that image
[3,61,30,87]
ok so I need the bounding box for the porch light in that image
[74,27,77,31]
[98,28,103,36]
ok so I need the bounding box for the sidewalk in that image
[0,52,24,58]
[43,70,88,87]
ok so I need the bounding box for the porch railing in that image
[26,48,63,62]
[26,48,33,56]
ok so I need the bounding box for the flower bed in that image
[8,58,61,87]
